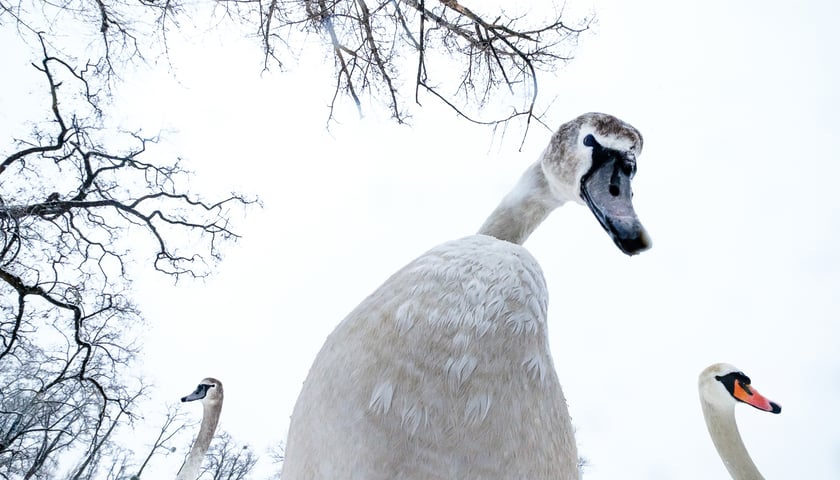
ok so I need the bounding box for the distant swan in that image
[283,113,651,479]
[176,377,223,480]
[699,363,781,479]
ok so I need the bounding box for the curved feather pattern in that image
[284,236,575,479]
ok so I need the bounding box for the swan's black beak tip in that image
[180,396,188,403]
[616,227,652,256]
[770,402,782,414]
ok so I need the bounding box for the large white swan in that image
[699,363,781,480]
[175,377,223,480]
[282,113,651,479]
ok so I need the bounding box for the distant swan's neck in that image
[176,401,221,480]
[478,162,564,245]
[701,399,764,480]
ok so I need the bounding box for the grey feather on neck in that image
[478,162,561,245]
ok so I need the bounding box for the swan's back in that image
[283,235,578,479]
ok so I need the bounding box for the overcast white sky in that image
[5,0,839,478]
[134,0,840,478]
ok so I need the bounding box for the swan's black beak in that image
[181,383,212,403]
[580,140,651,256]
[733,381,782,414]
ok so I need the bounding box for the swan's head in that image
[698,363,781,414]
[181,377,224,406]
[542,112,651,255]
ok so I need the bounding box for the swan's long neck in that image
[176,400,221,480]
[478,162,563,244]
[701,398,764,480]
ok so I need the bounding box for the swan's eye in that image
[583,134,597,147]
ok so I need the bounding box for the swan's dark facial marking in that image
[609,165,622,197]
[181,383,213,403]
[582,134,637,197]
[715,371,751,391]
[715,371,782,414]
[715,371,753,399]
[580,133,650,255]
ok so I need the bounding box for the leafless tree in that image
[251,0,592,131]
[196,431,258,480]
[131,406,193,479]
[0,360,146,479]
[0,35,254,479]
[267,442,285,478]
[2,0,591,133]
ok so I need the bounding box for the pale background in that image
[5,0,840,478]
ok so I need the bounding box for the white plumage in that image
[698,363,781,480]
[283,113,650,479]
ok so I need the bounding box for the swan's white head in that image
[181,377,224,407]
[541,112,650,255]
[699,363,781,414]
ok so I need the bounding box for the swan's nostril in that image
[609,185,619,196]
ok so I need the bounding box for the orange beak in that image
[734,381,782,414]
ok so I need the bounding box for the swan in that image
[175,377,223,480]
[699,363,781,480]
[282,112,651,479]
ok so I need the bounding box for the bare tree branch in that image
[198,431,258,480]
[4,0,591,136]
[134,406,192,478]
